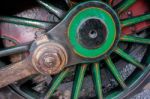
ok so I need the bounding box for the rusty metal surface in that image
[0,71,149,99]
[0,7,57,44]
[0,59,37,88]
[0,37,68,88]
[32,34,68,75]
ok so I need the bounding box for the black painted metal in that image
[78,19,106,49]
[0,45,29,57]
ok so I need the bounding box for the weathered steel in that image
[32,42,68,75]
[37,0,66,19]
[0,33,68,88]
[0,44,29,58]
[32,34,68,75]
[0,59,37,88]
[44,68,70,99]
[0,16,54,29]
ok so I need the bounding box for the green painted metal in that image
[114,47,144,70]
[0,16,53,29]
[115,0,136,14]
[71,64,87,99]
[106,65,150,99]
[92,63,103,99]
[68,7,117,58]
[121,35,150,45]
[121,13,150,27]
[105,57,127,89]
[44,68,70,99]
[37,0,65,19]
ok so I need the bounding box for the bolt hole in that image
[88,30,98,38]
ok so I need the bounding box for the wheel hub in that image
[78,18,107,49]
[31,35,68,75]
[67,2,121,59]
[27,1,121,75]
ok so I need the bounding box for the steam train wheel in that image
[0,0,149,99]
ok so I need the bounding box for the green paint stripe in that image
[71,64,87,99]
[68,7,117,58]
[44,68,70,99]
[114,47,145,70]
[115,0,136,14]
[121,13,150,27]
[105,57,127,89]
[0,16,53,29]
[92,63,103,99]
[121,35,150,45]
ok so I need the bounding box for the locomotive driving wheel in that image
[0,0,150,99]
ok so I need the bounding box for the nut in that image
[32,42,67,75]
[41,52,61,68]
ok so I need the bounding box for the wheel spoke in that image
[121,13,150,27]
[114,47,144,70]
[91,63,103,99]
[44,68,70,99]
[114,0,136,14]
[71,64,87,99]
[0,16,55,29]
[105,57,127,89]
[120,35,150,45]
[37,0,66,19]
[0,44,29,58]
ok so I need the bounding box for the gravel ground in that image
[130,76,150,99]
[131,90,150,99]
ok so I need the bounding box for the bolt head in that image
[32,42,67,75]
[40,52,61,68]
